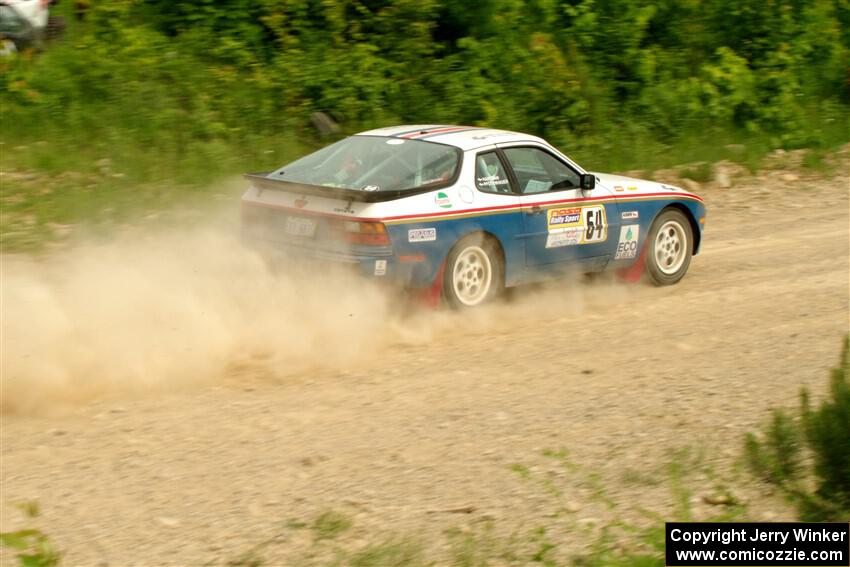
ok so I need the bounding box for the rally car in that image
[241,125,706,308]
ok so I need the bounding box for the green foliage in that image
[745,335,850,521]
[799,335,850,520]
[311,510,353,540]
[0,530,61,567]
[1,0,848,249]
[574,524,665,567]
[679,162,713,183]
[3,0,848,158]
[0,501,61,567]
[345,537,423,567]
[745,409,802,485]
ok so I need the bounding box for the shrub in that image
[0,502,61,567]
[746,335,850,521]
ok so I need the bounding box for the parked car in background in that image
[0,0,61,55]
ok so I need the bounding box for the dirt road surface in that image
[2,170,848,566]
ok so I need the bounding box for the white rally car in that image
[242,125,706,308]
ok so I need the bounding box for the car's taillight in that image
[342,221,391,246]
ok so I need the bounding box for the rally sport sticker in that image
[545,205,607,248]
[614,225,640,260]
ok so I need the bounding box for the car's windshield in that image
[269,136,461,192]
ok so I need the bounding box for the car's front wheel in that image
[443,234,504,308]
[645,208,693,285]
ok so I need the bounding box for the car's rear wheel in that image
[645,208,693,286]
[443,234,504,308]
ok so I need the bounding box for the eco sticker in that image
[614,224,640,260]
[435,192,452,209]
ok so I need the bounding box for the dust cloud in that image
[1,222,633,416]
[1,225,404,415]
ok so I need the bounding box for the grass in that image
[344,538,424,567]
[0,501,61,567]
[3,114,848,253]
[744,335,850,521]
[678,162,713,183]
[0,131,311,251]
[0,448,763,567]
[312,510,353,541]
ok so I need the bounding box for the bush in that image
[3,0,849,163]
[0,502,61,567]
[746,335,850,521]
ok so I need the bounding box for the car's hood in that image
[592,172,685,196]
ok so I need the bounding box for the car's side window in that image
[502,147,580,194]
[474,151,512,194]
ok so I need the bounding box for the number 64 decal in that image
[582,206,607,243]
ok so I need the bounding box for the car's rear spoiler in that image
[244,173,436,203]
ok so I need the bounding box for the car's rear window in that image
[268,136,461,193]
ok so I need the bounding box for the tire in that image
[645,208,693,286]
[442,234,504,308]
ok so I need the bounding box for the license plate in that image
[285,216,316,238]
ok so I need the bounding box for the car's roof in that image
[354,125,547,151]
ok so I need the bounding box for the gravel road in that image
[1,169,848,566]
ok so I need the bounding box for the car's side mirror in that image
[580,173,596,191]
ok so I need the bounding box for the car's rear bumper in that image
[241,232,431,286]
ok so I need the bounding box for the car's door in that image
[497,143,619,270]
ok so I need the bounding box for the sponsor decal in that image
[614,224,640,260]
[362,185,380,192]
[471,132,510,141]
[621,210,639,220]
[546,205,608,244]
[476,175,508,185]
[580,205,607,243]
[661,184,678,191]
[627,186,638,191]
[333,199,355,215]
[435,191,452,209]
[547,207,582,228]
[408,228,437,242]
[546,227,583,248]
[374,260,387,276]
[614,185,625,192]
